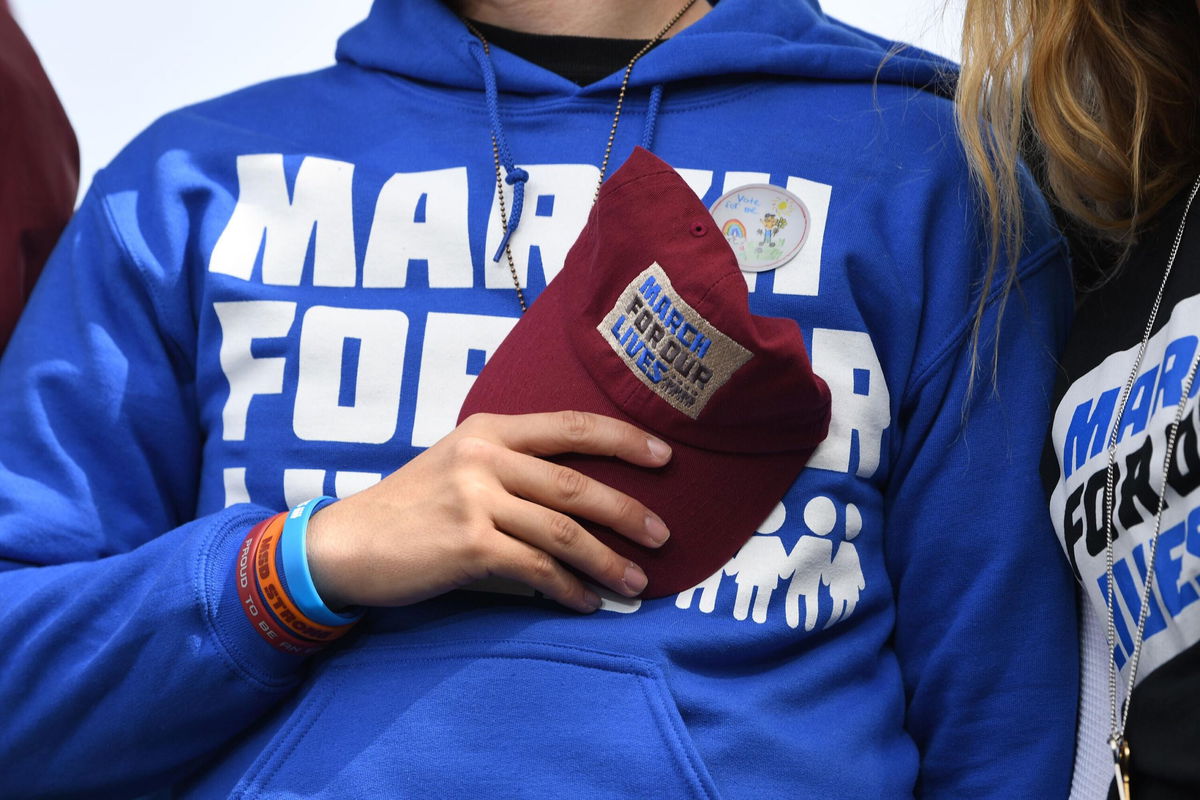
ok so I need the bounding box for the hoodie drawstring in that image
[463,6,690,315]
[469,41,530,263]
[641,84,664,151]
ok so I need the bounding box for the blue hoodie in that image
[0,1,1077,797]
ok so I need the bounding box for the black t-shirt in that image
[1043,183,1200,799]
[465,19,659,86]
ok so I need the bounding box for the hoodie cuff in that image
[200,504,314,689]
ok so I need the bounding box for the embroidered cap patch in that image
[598,262,753,419]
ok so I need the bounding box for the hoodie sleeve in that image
[883,241,1078,798]
[0,179,308,799]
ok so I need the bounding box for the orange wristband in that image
[256,515,355,642]
[236,515,323,656]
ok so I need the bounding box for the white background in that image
[10,0,963,201]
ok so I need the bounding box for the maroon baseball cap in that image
[459,147,831,598]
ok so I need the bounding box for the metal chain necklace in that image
[1102,174,1200,800]
[463,0,699,313]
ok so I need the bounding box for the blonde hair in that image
[955,0,1200,367]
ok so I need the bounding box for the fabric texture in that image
[1044,182,1200,800]
[0,1,1077,797]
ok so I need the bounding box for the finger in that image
[464,410,672,467]
[492,496,648,599]
[486,531,605,613]
[494,449,669,548]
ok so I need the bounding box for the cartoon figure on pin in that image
[709,184,810,272]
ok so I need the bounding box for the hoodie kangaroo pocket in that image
[232,639,723,799]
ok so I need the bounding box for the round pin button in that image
[708,184,810,272]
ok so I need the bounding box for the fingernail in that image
[645,513,670,545]
[623,564,648,596]
[583,590,603,612]
[646,437,671,462]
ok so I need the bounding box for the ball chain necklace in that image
[1102,174,1200,800]
[463,0,699,313]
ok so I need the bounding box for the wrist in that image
[280,497,363,625]
[304,500,355,612]
[232,498,363,657]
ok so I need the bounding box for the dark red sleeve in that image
[0,4,79,352]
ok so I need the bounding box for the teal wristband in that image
[280,497,363,627]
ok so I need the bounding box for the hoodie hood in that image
[335,0,955,97]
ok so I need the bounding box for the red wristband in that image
[236,515,323,656]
